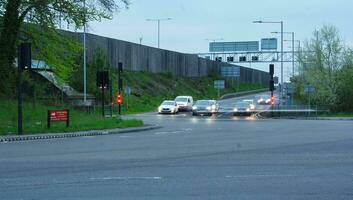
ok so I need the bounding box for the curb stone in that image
[0,124,161,143]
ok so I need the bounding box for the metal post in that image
[17,59,23,135]
[110,80,113,117]
[292,32,295,76]
[83,0,87,102]
[158,20,160,48]
[280,21,284,104]
[118,69,121,115]
[102,86,105,117]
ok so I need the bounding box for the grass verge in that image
[114,71,267,114]
[318,112,353,118]
[0,99,143,136]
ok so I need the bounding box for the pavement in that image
[1,92,353,199]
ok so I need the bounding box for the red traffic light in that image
[115,93,123,105]
[270,96,276,105]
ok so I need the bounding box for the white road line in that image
[154,128,192,135]
[226,174,295,178]
[89,176,162,181]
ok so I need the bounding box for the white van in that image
[174,96,193,111]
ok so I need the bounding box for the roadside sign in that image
[48,110,69,128]
[273,76,279,84]
[304,85,315,93]
[124,86,131,95]
[214,80,225,89]
[221,66,240,77]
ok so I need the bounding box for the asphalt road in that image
[1,94,353,199]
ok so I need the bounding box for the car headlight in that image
[158,106,162,112]
[211,105,216,110]
[250,105,255,110]
[192,106,197,110]
[233,108,238,112]
[206,106,211,110]
[246,108,250,112]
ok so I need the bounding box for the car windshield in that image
[162,101,175,106]
[195,100,211,106]
[236,102,249,107]
[175,97,187,102]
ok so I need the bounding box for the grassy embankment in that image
[0,71,266,135]
[119,71,266,114]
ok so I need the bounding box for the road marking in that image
[154,128,192,135]
[89,176,162,181]
[226,174,294,178]
[119,135,133,138]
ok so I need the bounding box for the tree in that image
[295,25,353,111]
[0,0,129,95]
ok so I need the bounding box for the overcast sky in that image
[87,0,353,79]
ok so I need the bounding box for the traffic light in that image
[19,43,31,70]
[270,96,276,105]
[269,64,274,75]
[118,62,123,72]
[115,93,123,105]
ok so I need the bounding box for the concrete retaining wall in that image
[72,32,269,85]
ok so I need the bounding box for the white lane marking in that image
[119,135,133,138]
[89,176,162,181]
[226,174,295,178]
[154,128,192,135]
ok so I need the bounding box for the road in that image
[1,94,353,199]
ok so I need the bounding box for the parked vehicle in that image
[192,100,219,116]
[158,100,179,114]
[175,96,193,111]
[233,101,253,116]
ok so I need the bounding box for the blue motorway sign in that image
[214,80,225,89]
[221,66,240,77]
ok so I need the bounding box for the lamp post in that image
[146,18,172,48]
[253,20,284,102]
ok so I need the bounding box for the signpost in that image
[214,80,225,98]
[47,110,69,128]
[304,85,316,116]
[124,86,131,109]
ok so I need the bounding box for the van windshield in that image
[175,97,188,102]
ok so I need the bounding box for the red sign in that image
[48,110,69,128]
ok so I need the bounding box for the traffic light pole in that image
[102,85,105,117]
[17,58,23,135]
[118,62,123,115]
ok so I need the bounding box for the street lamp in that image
[146,18,172,48]
[272,31,295,77]
[253,20,284,102]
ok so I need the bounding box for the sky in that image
[85,0,353,79]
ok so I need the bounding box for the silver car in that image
[192,100,219,116]
[233,101,253,116]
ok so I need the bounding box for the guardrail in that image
[220,88,269,100]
